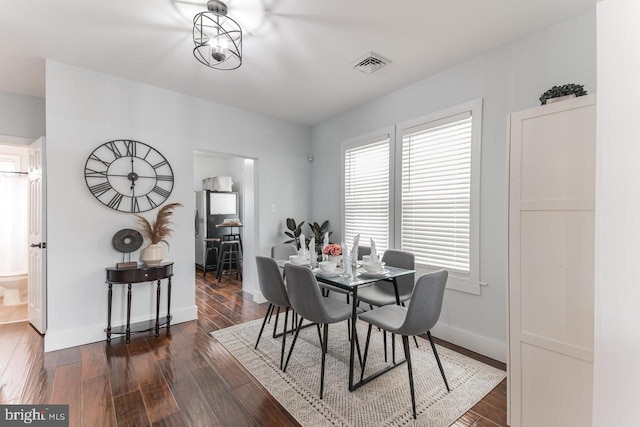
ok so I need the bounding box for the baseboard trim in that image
[431,322,507,364]
[44,305,198,352]
[246,289,267,304]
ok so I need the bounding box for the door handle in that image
[30,242,46,249]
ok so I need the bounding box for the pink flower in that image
[323,243,342,256]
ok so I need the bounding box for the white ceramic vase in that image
[328,255,342,266]
[141,243,163,266]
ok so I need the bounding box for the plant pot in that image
[141,243,164,266]
[546,94,576,104]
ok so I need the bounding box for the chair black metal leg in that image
[280,307,289,370]
[392,333,396,364]
[291,311,297,334]
[316,323,323,346]
[283,317,304,372]
[360,324,373,381]
[320,323,328,399]
[383,331,387,362]
[272,306,281,338]
[255,304,273,349]
[427,331,450,392]
[402,336,417,419]
[347,319,351,342]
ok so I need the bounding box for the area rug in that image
[211,319,505,427]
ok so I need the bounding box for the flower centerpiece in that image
[135,202,183,266]
[323,243,342,265]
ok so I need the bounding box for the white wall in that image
[311,10,596,362]
[0,91,45,139]
[44,61,310,351]
[193,153,244,193]
[593,0,640,423]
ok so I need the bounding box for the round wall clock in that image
[84,140,174,213]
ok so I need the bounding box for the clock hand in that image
[109,174,157,179]
[131,181,136,211]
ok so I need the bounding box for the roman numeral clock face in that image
[84,140,174,213]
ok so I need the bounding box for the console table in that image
[105,262,173,343]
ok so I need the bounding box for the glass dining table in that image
[277,260,415,391]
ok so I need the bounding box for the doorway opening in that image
[0,143,29,324]
[193,150,256,287]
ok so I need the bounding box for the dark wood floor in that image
[0,271,507,427]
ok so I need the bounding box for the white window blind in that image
[344,137,390,251]
[400,113,472,273]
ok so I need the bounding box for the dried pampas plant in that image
[135,202,183,247]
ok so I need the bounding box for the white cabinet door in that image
[508,95,595,427]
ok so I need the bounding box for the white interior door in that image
[28,137,46,334]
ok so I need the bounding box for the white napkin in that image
[351,234,360,266]
[309,237,316,267]
[370,238,378,262]
[322,232,330,261]
[299,233,306,255]
[341,243,352,277]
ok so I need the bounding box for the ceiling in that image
[0,0,595,126]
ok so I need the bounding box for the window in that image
[0,155,19,173]
[399,113,472,274]
[342,100,482,293]
[343,133,390,252]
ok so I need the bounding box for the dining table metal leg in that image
[349,286,358,391]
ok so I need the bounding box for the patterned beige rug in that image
[211,319,505,426]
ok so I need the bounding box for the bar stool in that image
[202,238,220,278]
[216,240,242,283]
[222,232,243,252]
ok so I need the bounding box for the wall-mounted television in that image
[209,192,237,215]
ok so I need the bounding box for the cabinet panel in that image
[520,210,594,350]
[521,343,593,427]
[520,106,596,203]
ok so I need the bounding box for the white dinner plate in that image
[313,268,341,278]
[286,260,310,267]
[358,269,390,278]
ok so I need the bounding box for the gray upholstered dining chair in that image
[358,270,450,419]
[255,256,293,370]
[282,263,361,399]
[356,249,418,352]
[271,243,298,260]
[357,245,371,259]
[357,249,415,307]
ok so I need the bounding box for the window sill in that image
[414,266,485,295]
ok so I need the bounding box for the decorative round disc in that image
[112,229,144,253]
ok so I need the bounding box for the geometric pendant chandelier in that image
[193,0,242,70]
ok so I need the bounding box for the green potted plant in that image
[539,83,587,105]
[284,218,305,249]
[307,220,332,253]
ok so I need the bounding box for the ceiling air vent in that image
[351,52,391,75]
